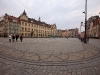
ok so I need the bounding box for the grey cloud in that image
[0,0,100,31]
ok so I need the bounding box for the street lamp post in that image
[84,0,87,43]
[80,22,83,35]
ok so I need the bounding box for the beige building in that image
[0,10,57,38]
[0,20,4,37]
[68,28,79,37]
[0,16,5,37]
[56,29,62,37]
[19,10,57,38]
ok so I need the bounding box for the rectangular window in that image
[37,25,38,28]
[28,28,30,31]
[25,28,27,31]
[22,27,24,31]
[28,24,30,26]
[34,25,36,28]
[32,24,33,27]
[25,23,27,26]
[22,22,24,25]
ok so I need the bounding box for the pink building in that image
[61,30,68,38]
[81,31,85,38]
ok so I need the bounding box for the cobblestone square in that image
[0,38,100,75]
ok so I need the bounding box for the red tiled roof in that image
[7,15,20,24]
[5,12,56,28]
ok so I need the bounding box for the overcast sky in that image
[0,0,100,31]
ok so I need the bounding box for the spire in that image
[23,9,26,15]
[38,16,41,21]
[24,9,25,12]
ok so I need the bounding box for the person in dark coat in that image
[20,35,23,42]
[87,37,89,42]
[12,34,15,42]
[16,34,19,42]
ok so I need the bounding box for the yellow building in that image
[19,10,57,38]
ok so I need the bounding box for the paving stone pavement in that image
[0,38,100,75]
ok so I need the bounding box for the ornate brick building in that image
[0,13,20,37]
[0,10,57,38]
[87,16,100,39]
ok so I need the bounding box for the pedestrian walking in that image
[16,34,19,42]
[12,34,15,42]
[20,35,23,42]
[87,37,89,42]
[8,34,12,42]
[81,37,84,42]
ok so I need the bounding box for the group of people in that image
[80,37,89,42]
[9,34,23,42]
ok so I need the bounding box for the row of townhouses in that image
[86,16,100,39]
[0,10,79,38]
[0,10,57,38]
[56,28,79,38]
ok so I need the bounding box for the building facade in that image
[0,10,57,38]
[19,10,57,38]
[87,16,100,38]
[61,30,68,38]
[56,29,62,37]
[0,20,4,37]
[68,28,79,37]
[0,13,20,37]
[81,31,85,38]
